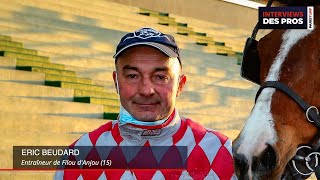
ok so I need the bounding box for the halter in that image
[241,0,320,179]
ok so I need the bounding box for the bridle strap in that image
[251,0,274,39]
[255,81,320,129]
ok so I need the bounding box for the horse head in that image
[232,2,320,179]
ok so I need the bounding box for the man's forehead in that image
[116,46,180,70]
[122,64,170,71]
[119,45,169,58]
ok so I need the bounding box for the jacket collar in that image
[118,109,181,141]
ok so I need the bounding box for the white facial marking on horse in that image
[236,29,313,169]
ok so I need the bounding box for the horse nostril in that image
[253,144,277,172]
[234,153,249,178]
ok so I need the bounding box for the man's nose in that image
[138,78,155,96]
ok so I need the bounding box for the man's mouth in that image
[133,101,160,107]
[134,102,158,106]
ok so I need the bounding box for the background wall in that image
[106,0,259,31]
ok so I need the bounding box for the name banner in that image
[13,146,187,170]
[258,6,314,29]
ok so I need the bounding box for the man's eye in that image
[155,75,169,81]
[127,74,138,79]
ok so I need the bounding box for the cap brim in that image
[113,42,178,58]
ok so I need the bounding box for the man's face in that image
[113,46,186,122]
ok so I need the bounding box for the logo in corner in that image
[134,28,162,39]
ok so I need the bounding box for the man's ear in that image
[176,74,186,97]
[112,71,118,94]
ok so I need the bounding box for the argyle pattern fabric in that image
[55,118,235,180]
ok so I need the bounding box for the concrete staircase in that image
[0,0,260,179]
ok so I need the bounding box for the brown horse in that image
[232,1,320,179]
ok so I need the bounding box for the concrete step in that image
[225,96,255,109]
[74,0,140,12]
[0,171,54,180]
[0,81,73,101]
[0,51,49,62]
[35,44,113,60]
[0,96,104,119]
[171,14,250,49]
[0,3,193,49]
[5,24,179,55]
[0,68,45,85]
[85,80,116,94]
[183,82,257,97]
[184,80,256,92]
[0,26,118,70]
[74,89,118,99]
[0,20,115,53]
[180,49,241,71]
[2,0,157,25]
[49,0,157,23]
[0,40,23,48]
[0,0,202,49]
[73,97,120,118]
[103,113,118,120]
[179,103,251,117]
[183,65,228,79]
[0,35,11,41]
[16,59,65,70]
[45,74,93,85]
[137,9,244,53]
[17,66,76,77]
[45,81,107,92]
[38,51,116,69]
[200,45,237,56]
[0,45,37,55]
[0,111,108,134]
[179,90,255,108]
[178,91,220,105]
[0,3,174,39]
[0,56,16,69]
[179,86,256,108]
[185,73,228,85]
[74,97,120,106]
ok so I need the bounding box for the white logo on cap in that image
[122,27,172,43]
[134,28,161,39]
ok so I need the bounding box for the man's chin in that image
[132,112,162,122]
[133,116,158,122]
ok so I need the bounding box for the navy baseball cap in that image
[113,27,181,65]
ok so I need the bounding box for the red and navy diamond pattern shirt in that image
[55,110,235,180]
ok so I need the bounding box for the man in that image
[55,27,235,179]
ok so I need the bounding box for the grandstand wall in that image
[106,0,262,31]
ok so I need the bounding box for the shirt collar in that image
[118,109,181,141]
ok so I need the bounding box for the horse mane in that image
[274,0,320,6]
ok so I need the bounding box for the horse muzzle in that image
[233,144,278,180]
